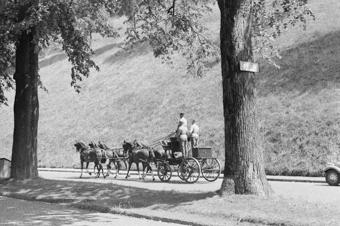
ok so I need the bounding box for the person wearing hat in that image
[189,119,199,148]
[176,120,188,157]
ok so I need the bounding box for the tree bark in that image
[218,0,273,196]
[11,4,39,179]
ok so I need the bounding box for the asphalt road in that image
[38,171,336,204]
[0,196,187,226]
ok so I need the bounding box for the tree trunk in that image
[11,18,39,179]
[218,0,273,196]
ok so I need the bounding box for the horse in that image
[123,140,156,181]
[152,147,171,162]
[87,141,108,178]
[74,140,105,178]
[97,141,129,178]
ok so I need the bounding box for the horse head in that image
[98,141,109,150]
[89,141,98,149]
[75,140,87,152]
[122,140,134,154]
[98,141,104,149]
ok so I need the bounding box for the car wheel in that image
[326,169,340,186]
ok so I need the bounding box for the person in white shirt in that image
[177,113,187,130]
[189,119,199,148]
[176,121,188,156]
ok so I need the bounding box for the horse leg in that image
[97,164,102,178]
[106,160,111,177]
[114,161,120,178]
[83,162,91,175]
[150,164,155,181]
[97,162,104,178]
[102,163,106,178]
[84,162,92,175]
[143,163,154,181]
[125,160,132,179]
[142,163,147,180]
[102,157,109,178]
[80,159,83,178]
[137,162,142,180]
[93,163,97,175]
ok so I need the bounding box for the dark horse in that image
[97,141,129,178]
[122,141,156,181]
[74,140,106,178]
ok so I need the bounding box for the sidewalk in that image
[38,168,326,183]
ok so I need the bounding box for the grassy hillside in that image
[1,0,340,175]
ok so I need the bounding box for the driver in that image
[177,121,188,157]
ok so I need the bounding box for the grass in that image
[1,0,340,175]
[1,177,340,226]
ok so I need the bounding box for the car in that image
[324,162,340,186]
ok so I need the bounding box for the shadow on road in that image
[0,196,131,226]
[0,178,217,210]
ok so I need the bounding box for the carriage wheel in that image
[200,158,221,182]
[157,162,172,182]
[179,157,201,183]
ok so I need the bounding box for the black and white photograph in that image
[0,0,339,225]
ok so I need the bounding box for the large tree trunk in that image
[218,0,273,196]
[11,5,39,179]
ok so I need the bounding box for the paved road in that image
[39,171,222,193]
[39,171,336,204]
[271,180,337,204]
[0,196,188,226]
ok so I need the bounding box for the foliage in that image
[121,0,315,76]
[122,0,219,77]
[0,0,315,104]
[253,0,315,67]
[0,0,119,104]
[0,1,15,106]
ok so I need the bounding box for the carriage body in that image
[158,136,221,183]
[192,147,212,158]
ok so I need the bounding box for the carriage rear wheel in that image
[200,158,221,182]
[179,157,201,183]
[157,162,172,182]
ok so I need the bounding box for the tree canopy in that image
[0,0,314,105]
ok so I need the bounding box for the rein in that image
[142,132,175,148]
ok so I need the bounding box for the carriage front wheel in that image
[179,157,201,183]
[200,158,221,182]
[157,162,172,182]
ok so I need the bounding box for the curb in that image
[266,175,325,184]
[72,203,209,226]
[266,177,325,183]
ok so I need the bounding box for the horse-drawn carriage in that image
[74,134,221,183]
[156,136,221,183]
